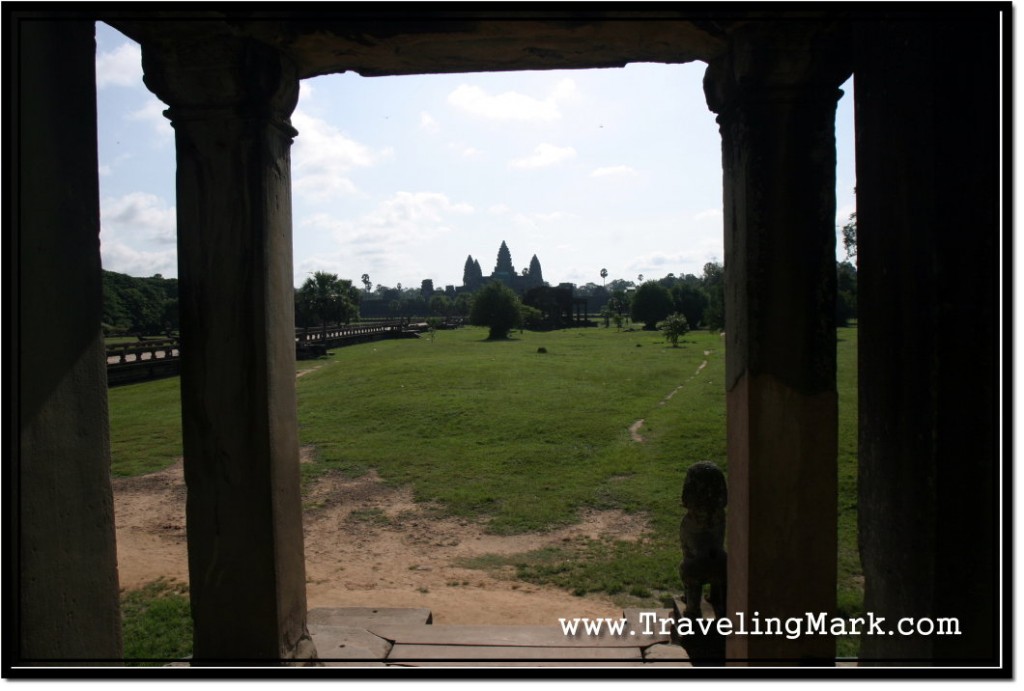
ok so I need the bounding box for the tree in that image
[361,273,372,293]
[600,268,608,287]
[296,271,360,336]
[429,294,451,317]
[608,291,629,321]
[701,261,726,331]
[101,270,179,335]
[836,260,858,326]
[658,312,690,347]
[519,304,544,330]
[453,292,473,317]
[469,281,522,340]
[841,212,857,262]
[631,281,674,330]
[671,282,708,330]
[607,278,633,294]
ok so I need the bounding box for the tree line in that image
[103,254,855,339]
[102,271,179,336]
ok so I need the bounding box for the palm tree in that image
[600,268,608,287]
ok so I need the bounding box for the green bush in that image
[631,281,674,330]
[469,281,523,339]
[657,312,690,347]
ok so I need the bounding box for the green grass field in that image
[109,324,861,657]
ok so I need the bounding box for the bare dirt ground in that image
[112,453,651,625]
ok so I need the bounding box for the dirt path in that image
[628,353,715,444]
[112,457,644,625]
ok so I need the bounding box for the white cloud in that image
[420,111,440,133]
[836,203,857,227]
[302,192,473,247]
[509,143,576,170]
[292,109,386,201]
[95,43,142,89]
[518,210,574,224]
[97,194,178,275]
[101,192,177,244]
[448,78,578,122]
[126,96,173,139]
[693,208,723,222]
[100,241,177,278]
[295,192,474,288]
[364,191,472,228]
[591,165,639,178]
[623,248,722,280]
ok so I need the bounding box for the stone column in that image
[704,22,850,664]
[16,19,123,662]
[854,15,999,665]
[142,37,315,662]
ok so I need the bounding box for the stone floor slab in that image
[367,624,640,648]
[671,595,716,620]
[387,643,644,663]
[643,642,692,664]
[621,608,674,644]
[308,624,392,663]
[386,661,654,667]
[308,606,433,627]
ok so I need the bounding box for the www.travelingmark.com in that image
[559,612,962,640]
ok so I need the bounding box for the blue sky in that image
[94,21,857,291]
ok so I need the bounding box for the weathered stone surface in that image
[620,608,673,645]
[643,643,692,664]
[17,19,123,663]
[107,11,732,79]
[142,37,312,662]
[308,625,392,663]
[705,22,847,664]
[309,607,433,627]
[367,625,638,648]
[388,660,651,668]
[387,644,643,663]
[854,16,998,665]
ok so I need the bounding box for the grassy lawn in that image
[108,323,861,656]
[120,579,192,665]
[108,377,183,477]
[296,327,725,535]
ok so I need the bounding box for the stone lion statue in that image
[678,461,727,618]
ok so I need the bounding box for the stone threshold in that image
[307,606,691,667]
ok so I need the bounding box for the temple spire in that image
[494,240,515,276]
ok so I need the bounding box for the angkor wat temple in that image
[461,240,545,294]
